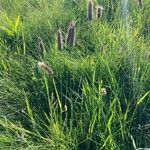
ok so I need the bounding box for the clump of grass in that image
[0,0,150,149]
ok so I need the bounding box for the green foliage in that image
[0,0,150,149]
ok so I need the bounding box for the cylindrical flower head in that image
[96,5,104,18]
[57,29,63,50]
[38,62,53,75]
[38,37,46,53]
[101,88,107,96]
[66,21,75,47]
[138,0,144,9]
[64,105,68,112]
[87,0,93,20]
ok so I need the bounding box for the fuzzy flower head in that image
[37,37,46,53]
[66,21,76,47]
[138,0,144,9]
[101,88,107,96]
[96,5,104,18]
[38,62,53,75]
[64,105,68,112]
[57,29,63,50]
[87,0,93,20]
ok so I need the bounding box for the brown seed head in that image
[96,5,104,18]
[87,0,93,20]
[57,29,63,50]
[37,37,46,53]
[66,21,76,47]
[101,88,107,96]
[38,62,53,75]
[138,0,144,9]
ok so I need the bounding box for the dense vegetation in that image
[0,0,149,149]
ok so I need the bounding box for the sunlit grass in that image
[0,0,150,149]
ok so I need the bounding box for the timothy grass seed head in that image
[38,62,53,75]
[96,5,104,18]
[57,29,63,50]
[66,21,76,47]
[87,0,93,20]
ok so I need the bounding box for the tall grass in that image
[0,0,150,149]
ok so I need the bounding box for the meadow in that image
[0,0,150,149]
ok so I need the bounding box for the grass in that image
[0,0,150,149]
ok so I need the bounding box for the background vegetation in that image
[0,0,149,149]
